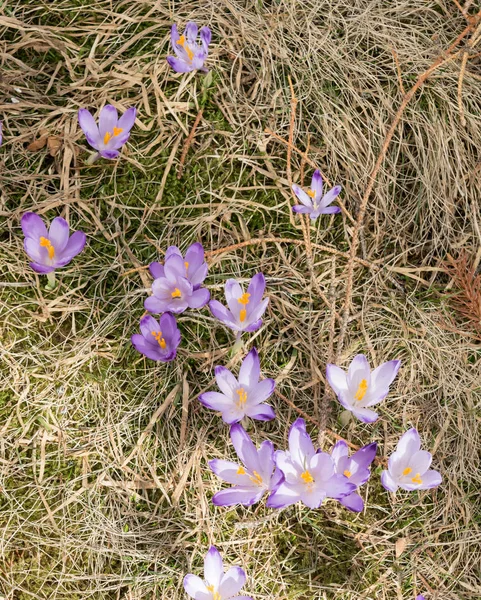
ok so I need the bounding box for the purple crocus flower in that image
[330,440,377,512]
[167,22,212,74]
[183,546,252,600]
[209,424,283,506]
[21,212,86,274]
[416,596,426,600]
[131,312,180,362]
[199,348,275,423]
[267,419,355,509]
[381,428,442,493]
[144,252,210,314]
[326,354,401,423]
[209,273,268,334]
[149,243,208,291]
[292,170,342,220]
[78,104,136,160]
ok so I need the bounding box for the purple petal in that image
[183,574,209,600]
[200,27,212,53]
[310,451,334,482]
[48,217,70,253]
[331,440,349,466]
[288,418,315,467]
[198,391,231,411]
[244,403,275,421]
[117,107,136,134]
[209,459,250,485]
[212,487,263,507]
[149,262,164,279]
[131,335,163,361]
[300,485,326,509]
[230,424,260,471]
[326,364,348,396]
[185,21,198,43]
[325,474,356,499]
[61,230,86,260]
[219,566,247,598]
[21,212,48,240]
[340,491,364,512]
[238,347,260,387]
[319,205,341,214]
[24,237,43,263]
[209,300,237,330]
[250,378,275,404]
[352,442,377,470]
[292,184,313,208]
[204,546,223,589]
[188,287,210,309]
[418,470,442,489]
[381,469,398,492]
[30,262,54,274]
[410,450,432,475]
[311,169,323,196]
[78,109,100,149]
[369,359,401,399]
[144,296,166,314]
[99,149,120,159]
[246,272,266,306]
[292,205,312,214]
[244,318,263,332]
[98,104,118,138]
[139,314,160,339]
[351,407,378,423]
[397,428,421,457]
[347,354,371,390]
[214,366,238,397]
[266,482,300,509]
[167,55,193,73]
[320,185,342,207]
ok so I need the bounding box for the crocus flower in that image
[267,419,355,509]
[330,440,377,512]
[78,104,136,160]
[21,212,86,274]
[209,424,282,506]
[131,312,180,362]
[209,273,268,334]
[183,546,252,600]
[381,428,442,493]
[144,252,210,314]
[199,348,275,423]
[167,22,212,74]
[292,170,341,220]
[149,243,208,290]
[416,596,425,600]
[326,354,401,423]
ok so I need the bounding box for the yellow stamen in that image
[249,470,263,486]
[307,189,316,198]
[411,473,422,485]
[103,131,112,145]
[236,388,247,407]
[184,261,189,271]
[300,470,314,484]
[239,308,247,322]
[238,292,251,306]
[354,379,368,401]
[343,470,352,478]
[176,34,194,61]
[151,331,167,349]
[206,585,221,600]
[171,287,182,298]
[402,467,412,476]
[113,126,123,136]
[236,466,246,475]
[39,236,55,260]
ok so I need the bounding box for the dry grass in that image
[1,0,481,599]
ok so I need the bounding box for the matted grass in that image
[1,0,480,599]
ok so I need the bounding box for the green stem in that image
[46,271,56,290]
[86,151,99,165]
[232,331,243,355]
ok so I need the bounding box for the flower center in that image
[238,292,250,322]
[171,287,182,298]
[307,189,316,198]
[103,127,123,145]
[176,35,194,61]
[301,470,314,484]
[249,470,263,486]
[39,236,55,260]
[354,379,368,401]
[151,331,167,349]
[206,585,221,600]
[343,469,352,478]
[411,473,422,485]
[236,388,247,407]
[236,466,246,475]
[402,467,412,476]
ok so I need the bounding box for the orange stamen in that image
[151,331,167,349]
[171,288,182,298]
[176,34,194,61]
[39,236,55,260]
[354,379,368,401]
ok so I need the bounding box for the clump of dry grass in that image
[1,0,481,599]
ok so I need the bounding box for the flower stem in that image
[45,271,56,290]
[86,151,99,165]
[232,331,243,355]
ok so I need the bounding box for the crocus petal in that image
[246,297,269,326]
[320,185,342,207]
[289,418,315,467]
[319,205,341,214]
[409,450,433,476]
[246,272,266,307]
[21,212,48,240]
[148,261,165,279]
[209,459,250,486]
[61,230,86,260]
[369,359,401,400]
[184,21,198,43]
[219,566,246,598]
[310,451,334,481]
[397,428,421,457]
[244,318,263,332]
[257,440,275,480]
[300,486,326,509]
[220,407,245,424]
[167,55,193,73]
[266,482,300,509]
[325,474,357,498]
[292,184,313,208]
[78,109,100,149]
[351,407,378,423]
[292,205,312,214]
[117,107,136,133]
[340,491,364,512]
[24,238,44,263]
[352,442,377,470]
[209,300,237,329]
[204,546,223,589]
[230,424,260,472]
[183,574,210,600]
[418,470,442,489]
[310,169,323,197]
[198,391,231,411]
[48,217,70,253]
[274,452,300,484]
[244,403,275,421]
[98,104,118,138]
[139,314,161,340]
[144,296,166,314]
[188,287,210,309]
[326,364,348,396]
[238,347,260,387]
[224,279,243,305]
[99,149,120,159]
[331,440,349,465]
[212,487,263,507]
[250,379,275,405]
[131,335,163,361]
[347,354,371,390]
[30,262,54,274]
[381,469,398,492]
[214,366,238,397]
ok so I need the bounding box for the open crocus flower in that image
[183,546,252,600]
[267,419,356,509]
[209,273,268,334]
[144,253,210,314]
[292,170,342,220]
[167,22,212,73]
[21,212,86,275]
[330,440,377,512]
[78,104,136,160]
[326,354,401,423]
[199,348,275,423]
[381,428,442,493]
[131,313,180,362]
[149,243,208,291]
[209,424,282,506]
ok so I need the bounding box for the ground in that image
[0,0,480,599]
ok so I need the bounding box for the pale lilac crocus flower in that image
[167,22,212,74]
[183,546,252,600]
[199,348,275,423]
[330,440,377,512]
[131,313,180,362]
[381,428,442,493]
[209,273,268,336]
[78,104,136,161]
[267,419,355,509]
[326,354,401,423]
[21,212,86,288]
[209,424,283,506]
[149,243,208,290]
[144,253,210,314]
[292,170,341,220]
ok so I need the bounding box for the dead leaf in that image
[47,136,62,156]
[395,537,408,558]
[27,136,47,151]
